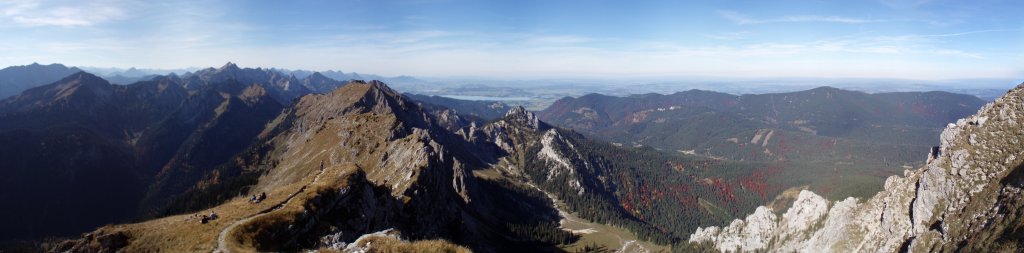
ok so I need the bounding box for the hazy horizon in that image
[1,0,1021,81]
[12,61,1023,87]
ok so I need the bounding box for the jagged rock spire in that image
[219,62,239,71]
[504,106,544,130]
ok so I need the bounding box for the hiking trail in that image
[214,166,330,253]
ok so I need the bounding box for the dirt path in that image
[214,167,329,253]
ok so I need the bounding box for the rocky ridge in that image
[249,80,478,233]
[689,83,1024,252]
[0,63,82,99]
[55,81,572,252]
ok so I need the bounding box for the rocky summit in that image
[689,83,1024,252]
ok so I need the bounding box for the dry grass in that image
[255,112,396,193]
[315,235,471,253]
[227,164,358,252]
[231,208,303,251]
[109,179,305,252]
[105,110,398,252]
[82,162,355,252]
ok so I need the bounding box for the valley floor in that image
[546,188,669,253]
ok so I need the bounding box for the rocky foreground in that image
[689,83,1024,252]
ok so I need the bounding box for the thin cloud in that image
[921,29,1021,37]
[706,31,752,40]
[719,10,886,25]
[0,1,1014,80]
[932,49,982,59]
[0,0,130,27]
[323,30,462,45]
[879,0,933,8]
[869,29,1020,44]
[251,28,995,79]
[524,35,591,45]
[23,27,999,79]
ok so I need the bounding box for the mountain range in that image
[0,63,370,241]
[0,63,1017,253]
[0,63,430,101]
[45,77,790,252]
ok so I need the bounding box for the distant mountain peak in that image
[53,72,113,96]
[0,71,114,111]
[806,86,850,93]
[332,80,400,97]
[506,105,530,117]
[308,71,327,80]
[504,106,546,130]
[367,79,396,91]
[299,80,414,121]
[62,71,109,85]
[219,62,240,72]
[11,62,69,69]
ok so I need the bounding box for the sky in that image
[0,0,1021,80]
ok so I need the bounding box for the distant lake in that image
[440,95,533,101]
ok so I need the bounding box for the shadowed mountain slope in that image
[0,71,285,240]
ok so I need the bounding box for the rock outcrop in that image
[689,83,1024,252]
[459,106,595,195]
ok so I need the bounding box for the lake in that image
[440,95,533,101]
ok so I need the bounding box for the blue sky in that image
[0,0,1021,80]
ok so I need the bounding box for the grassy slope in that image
[83,165,325,252]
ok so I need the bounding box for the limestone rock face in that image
[505,106,543,130]
[459,107,593,195]
[690,206,777,252]
[689,83,1024,252]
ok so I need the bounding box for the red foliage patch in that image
[721,99,739,107]
[773,133,792,158]
[668,183,696,208]
[911,103,938,118]
[666,161,686,172]
[818,138,836,150]
[738,166,783,199]
[710,178,736,203]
